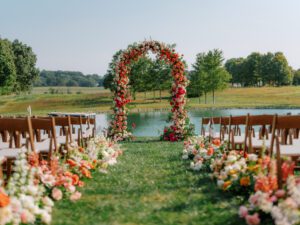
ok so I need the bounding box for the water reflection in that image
[96,109,300,137]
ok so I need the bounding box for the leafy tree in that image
[203,49,231,104]
[0,38,16,94]
[225,58,245,86]
[188,53,208,102]
[12,40,39,93]
[272,52,293,86]
[293,69,300,85]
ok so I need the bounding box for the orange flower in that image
[64,171,73,177]
[207,147,214,156]
[67,159,77,167]
[78,181,85,187]
[255,176,278,192]
[212,139,221,146]
[81,168,92,178]
[72,174,79,185]
[0,191,10,207]
[223,181,232,190]
[78,147,85,153]
[240,176,251,186]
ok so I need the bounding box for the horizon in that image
[1,0,300,75]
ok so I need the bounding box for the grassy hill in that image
[1,86,300,115]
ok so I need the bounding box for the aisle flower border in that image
[108,40,189,141]
[0,135,123,225]
[182,135,298,225]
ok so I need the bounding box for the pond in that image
[96,109,300,137]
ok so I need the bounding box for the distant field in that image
[1,86,300,115]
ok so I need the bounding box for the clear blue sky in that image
[1,0,300,75]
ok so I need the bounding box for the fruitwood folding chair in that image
[70,116,84,146]
[244,114,274,154]
[31,117,58,160]
[220,116,231,144]
[270,115,300,188]
[51,116,73,151]
[0,117,35,179]
[228,115,247,150]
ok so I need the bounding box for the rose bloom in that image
[70,191,82,202]
[240,176,251,186]
[52,188,63,201]
[239,206,248,218]
[0,191,10,207]
[245,213,260,225]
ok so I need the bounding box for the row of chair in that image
[201,114,300,186]
[0,115,96,180]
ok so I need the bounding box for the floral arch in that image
[108,40,190,141]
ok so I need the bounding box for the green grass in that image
[2,86,300,115]
[52,138,245,225]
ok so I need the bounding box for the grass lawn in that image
[52,138,245,225]
[2,86,300,115]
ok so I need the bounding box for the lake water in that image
[96,109,300,136]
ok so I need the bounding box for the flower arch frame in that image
[108,40,190,141]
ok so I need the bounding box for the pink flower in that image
[52,188,63,201]
[245,213,260,225]
[21,211,27,223]
[249,194,259,205]
[275,189,286,198]
[70,191,82,202]
[239,206,248,218]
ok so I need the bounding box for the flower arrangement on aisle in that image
[239,159,297,225]
[0,134,123,225]
[108,40,191,141]
[182,134,300,225]
[182,135,226,171]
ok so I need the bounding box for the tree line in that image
[225,52,294,87]
[103,50,173,100]
[35,70,104,87]
[0,37,39,94]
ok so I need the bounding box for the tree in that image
[203,49,231,104]
[272,52,293,86]
[225,58,245,86]
[189,53,208,103]
[293,69,300,85]
[0,38,16,94]
[12,40,39,93]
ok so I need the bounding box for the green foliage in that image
[12,39,39,93]
[293,69,300,85]
[0,38,16,94]
[36,70,103,87]
[188,49,231,104]
[103,50,172,97]
[225,52,293,87]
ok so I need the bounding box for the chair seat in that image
[275,145,300,156]
[0,142,9,149]
[57,136,68,144]
[250,138,271,148]
[233,135,244,143]
[0,148,23,158]
[35,139,51,153]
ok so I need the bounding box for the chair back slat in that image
[247,114,274,126]
[275,115,300,129]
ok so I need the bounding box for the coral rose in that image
[52,188,63,201]
[240,176,251,186]
[0,191,10,207]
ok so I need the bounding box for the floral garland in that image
[108,40,189,141]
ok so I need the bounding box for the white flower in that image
[248,154,258,162]
[217,180,224,187]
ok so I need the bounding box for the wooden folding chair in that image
[220,116,231,145]
[0,117,35,179]
[228,115,247,150]
[52,116,73,150]
[244,114,274,154]
[70,116,84,146]
[31,117,58,160]
[201,117,210,137]
[270,115,300,188]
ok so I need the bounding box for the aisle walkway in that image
[52,138,242,225]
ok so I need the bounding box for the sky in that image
[1,0,300,75]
